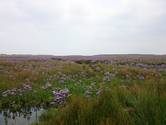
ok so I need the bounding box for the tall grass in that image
[35,91,131,125]
[34,81,166,125]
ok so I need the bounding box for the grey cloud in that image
[0,0,166,55]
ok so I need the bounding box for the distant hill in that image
[0,54,166,63]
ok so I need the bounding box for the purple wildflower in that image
[52,88,70,105]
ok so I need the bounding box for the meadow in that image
[0,56,166,125]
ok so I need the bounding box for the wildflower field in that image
[0,55,166,125]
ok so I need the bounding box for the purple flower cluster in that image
[2,84,32,97]
[84,83,98,97]
[2,88,17,97]
[41,82,52,90]
[103,72,115,82]
[22,84,32,91]
[52,88,70,105]
[138,75,145,80]
[58,74,68,84]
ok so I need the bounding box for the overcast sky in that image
[0,0,166,55]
